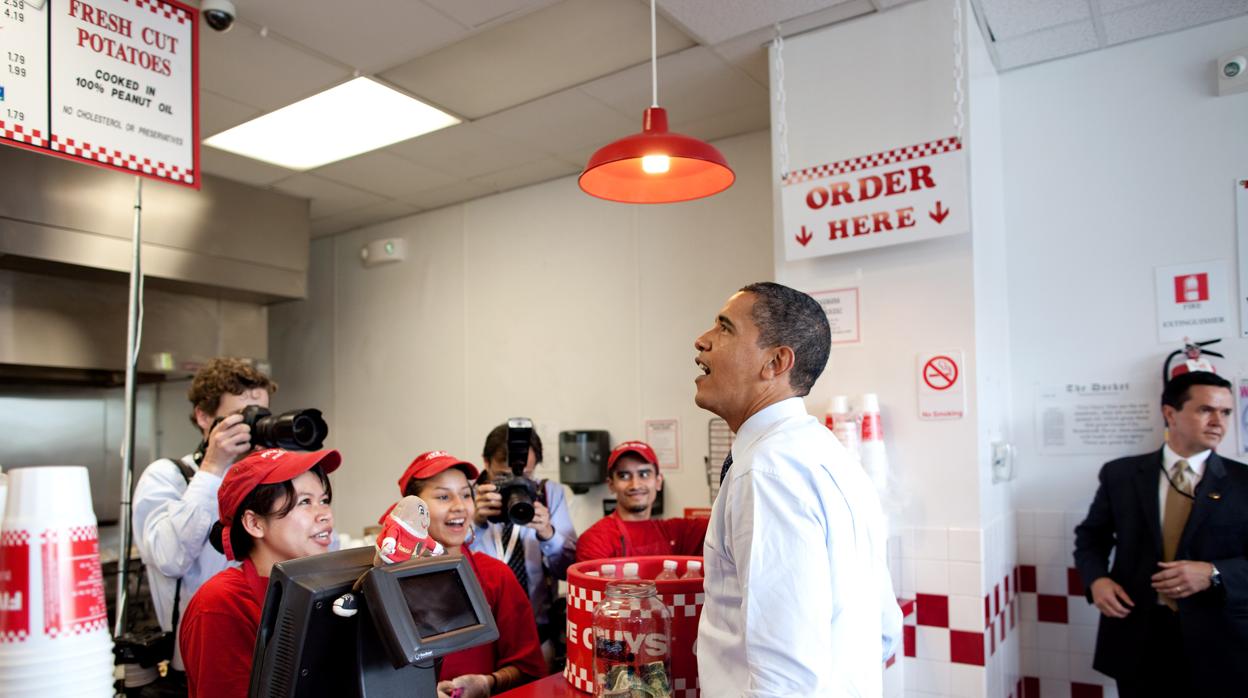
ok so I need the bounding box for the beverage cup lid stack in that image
[827,395,849,414]
[860,393,880,413]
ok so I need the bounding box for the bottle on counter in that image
[592,581,672,698]
[680,560,702,579]
[655,560,679,581]
[600,563,617,579]
[825,395,860,462]
[622,562,639,579]
[859,393,889,495]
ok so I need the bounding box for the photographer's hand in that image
[528,500,555,541]
[473,483,502,527]
[199,414,252,476]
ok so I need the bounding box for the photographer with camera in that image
[127,358,276,695]
[469,421,576,666]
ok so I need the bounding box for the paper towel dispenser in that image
[558,430,609,494]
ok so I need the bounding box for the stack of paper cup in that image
[0,466,114,697]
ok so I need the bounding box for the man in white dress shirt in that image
[693,282,901,697]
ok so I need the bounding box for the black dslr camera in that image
[480,418,544,525]
[213,405,329,451]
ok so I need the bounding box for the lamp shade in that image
[579,107,734,204]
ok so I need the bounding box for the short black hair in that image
[1162,371,1232,412]
[209,464,333,560]
[739,282,830,396]
[482,423,544,465]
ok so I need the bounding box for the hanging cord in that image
[952,0,966,141]
[773,23,790,182]
[650,0,658,107]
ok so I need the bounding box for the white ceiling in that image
[194,0,1247,238]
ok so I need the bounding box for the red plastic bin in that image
[563,555,704,696]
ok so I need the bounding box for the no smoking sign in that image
[918,351,965,420]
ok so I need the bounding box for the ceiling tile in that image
[709,0,878,86]
[231,0,471,74]
[978,0,1091,40]
[468,157,580,192]
[272,174,388,219]
[1096,0,1159,12]
[580,47,768,126]
[309,200,422,238]
[387,123,552,180]
[669,101,771,144]
[423,0,561,29]
[380,0,696,120]
[199,21,351,111]
[199,90,262,139]
[1101,0,1248,46]
[400,180,498,210]
[993,20,1100,70]
[661,0,861,44]
[474,89,638,154]
[312,151,459,199]
[200,147,295,187]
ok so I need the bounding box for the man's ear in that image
[241,509,266,540]
[762,346,797,381]
[1161,404,1176,431]
[194,407,215,435]
[655,473,664,492]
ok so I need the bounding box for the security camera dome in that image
[201,0,235,32]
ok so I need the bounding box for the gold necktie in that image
[1160,460,1194,609]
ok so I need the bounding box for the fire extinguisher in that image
[1163,338,1223,382]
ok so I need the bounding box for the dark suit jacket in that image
[1074,449,1248,692]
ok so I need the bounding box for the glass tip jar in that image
[591,580,673,697]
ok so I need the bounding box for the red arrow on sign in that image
[929,201,950,224]
[795,226,813,247]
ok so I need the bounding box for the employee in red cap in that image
[179,448,340,698]
[394,451,546,698]
[574,441,709,563]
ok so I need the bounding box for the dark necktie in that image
[501,523,529,591]
[720,452,733,485]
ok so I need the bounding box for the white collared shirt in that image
[697,397,902,697]
[1159,443,1209,516]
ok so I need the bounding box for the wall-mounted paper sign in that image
[644,419,680,471]
[1035,381,1161,456]
[1155,260,1233,343]
[808,287,861,346]
[917,350,965,420]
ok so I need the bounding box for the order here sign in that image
[781,137,969,260]
[1,0,198,187]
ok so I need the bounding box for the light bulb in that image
[641,154,671,174]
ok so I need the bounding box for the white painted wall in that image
[269,131,774,537]
[1002,15,1248,516]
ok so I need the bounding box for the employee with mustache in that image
[1075,370,1248,696]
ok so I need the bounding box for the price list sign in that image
[1,0,198,187]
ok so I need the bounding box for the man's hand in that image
[473,482,501,527]
[199,414,252,476]
[1151,560,1214,599]
[528,500,555,541]
[1090,577,1134,618]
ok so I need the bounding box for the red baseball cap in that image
[218,448,342,561]
[607,441,659,475]
[396,450,480,495]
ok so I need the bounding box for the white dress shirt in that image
[469,479,578,627]
[131,454,231,671]
[1159,443,1209,515]
[698,397,902,697]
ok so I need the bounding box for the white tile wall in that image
[949,664,986,698]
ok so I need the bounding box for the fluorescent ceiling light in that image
[204,77,460,170]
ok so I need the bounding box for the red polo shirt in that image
[180,558,269,698]
[439,550,547,685]
[575,512,710,562]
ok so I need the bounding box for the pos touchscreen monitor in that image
[359,554,498,669]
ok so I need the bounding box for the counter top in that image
[495,673,576,698]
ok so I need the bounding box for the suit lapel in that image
[1133,450,1165,559]
[1180,452,1232,554]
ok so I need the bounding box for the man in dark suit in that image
[1074,371,1248,696]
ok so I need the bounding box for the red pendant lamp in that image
[579,0,734,204]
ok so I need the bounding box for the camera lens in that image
[503,486,535,525]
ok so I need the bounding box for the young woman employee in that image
[179,448,340,698]
[394,450,547,697]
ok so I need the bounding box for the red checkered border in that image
[50,134,194,184]
[0,120,48,148]
[124,0,191,23]
[0,530,30,547]
[782,136,963,186]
